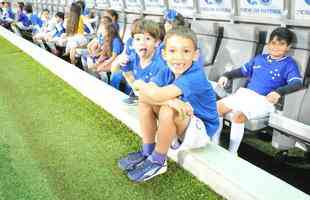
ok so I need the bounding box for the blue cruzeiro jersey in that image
[152,62,219,137]
[51,22,65,38]
[241,54,302,96]
[121,47,165,83]
[1,8,15,21]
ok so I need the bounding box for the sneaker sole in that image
[141,164,167,182]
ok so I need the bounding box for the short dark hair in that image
[24,3,33,13]
[75,0,85,12]
[164,26,198,50]
[269,27,295,46]
[42,8,49,13]
[55,11,64,20]
[131,19,161,41]
[105,9,118,21]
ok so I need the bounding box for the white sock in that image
[211,117,223,145]
[229,122,245,154]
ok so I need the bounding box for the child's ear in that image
[155,40,161,47]
[287,44,292,50]
[193,49,200,61]
[161,48,167,60]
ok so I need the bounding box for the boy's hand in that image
[168,99,193,119]
[118,54,130,67]
[96,61,110,72]
[266,91,281,104]
[132,80,146,91]
[217,76,228,88]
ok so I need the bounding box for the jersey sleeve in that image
[174,71,206,99]
[112,38,123,55]
[240,56,256,77]
[152,68,168,87]
[285,59,303,84]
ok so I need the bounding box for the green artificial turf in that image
[0,36,223,200]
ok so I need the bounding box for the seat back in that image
[208,23,258,81]
[298,88,310,125]
[191,20,221,66]
[117,12,126,39]
[122,13,142,42]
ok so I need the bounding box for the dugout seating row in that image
[2,25,309,199]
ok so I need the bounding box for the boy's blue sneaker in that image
[122,95,138,106]
[127,158,167,182]
[118,151,147,171]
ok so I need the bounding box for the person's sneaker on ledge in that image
[118,151,148,171]
[122,92,138,106]
[127,158,167,182]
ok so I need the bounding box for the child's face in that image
[163,35,198,77]
[104,11,115,22]
[3,3,9,9]
[133,32,158,60]
[41,11,49,20]
[98,24,107,35]
[267,36,290,59]
[55,16,63,23]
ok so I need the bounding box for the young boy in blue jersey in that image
[45,12,66,55]
[110,18,144,100]
[118,26,219,182]
[111,19,165,104]
[0,2,15,29]
[212,27,303,154]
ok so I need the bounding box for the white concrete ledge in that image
[1,26,309,200]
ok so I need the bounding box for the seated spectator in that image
[11,3,42,39]
[65,2,94,64]
[118,27,219,182]
[82,16,123,82]
[110,17,144,96]
[111,19,164,106]
[103,9,119,33]
[32,8,52,48]
[163,9,185,33]
[45,11,66,55]
[0,1,15,30]
[212,27,303,155]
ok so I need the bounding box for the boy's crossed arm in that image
[133,80,193,118]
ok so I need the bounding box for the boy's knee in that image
[158,106,175,121]
[232,112,247,123]
[139,102,152,112]
[217,101,229,117]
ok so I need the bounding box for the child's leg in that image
[211,101,232,145]
[118,102,159,171]
[229,111,247,154]
[126,105,189,182]
[139,102,159,146]
[70,47,77,64]
[154,105,190,155]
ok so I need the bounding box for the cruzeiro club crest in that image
[204,0,223,5]
[247,0,272,6]
[260,0,272,6]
